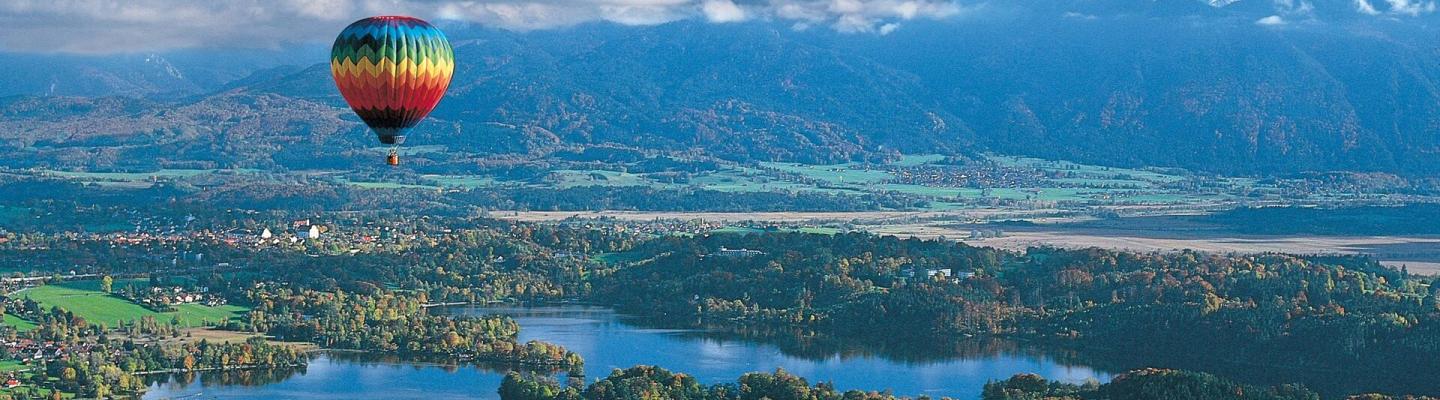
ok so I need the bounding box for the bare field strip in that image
[494,210,959,223]
[889,226,1440,275]
[492,209,1076,224]
[501,211,1440,275]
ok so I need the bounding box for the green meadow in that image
[591,251,653,265]
[36,168,218,181]
[2,314,36,332]
[710,226,841,235]
[342,180,439,189]
[423,174,499,188]
[759,161,893,185]
[0,360,28,372]
[366,145,449,156]
[12,281,249,328]
[545,169,653,188]
[709,226,766,235]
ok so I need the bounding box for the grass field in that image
[424,174,499,188]
[0,385,72,399]
[710,226,765,234]
[2,314,36,332]
[546,169,653,188]
[748,154,1230,206]
[791,227,842,235]
[342,180,438,189]
[0,388,50,399]
[366,145,448,155]
[687,169,846,194]
[759,162,892,185]
[30,168,265,190]
[0,360,28,372]
[988,155,1184,184]
[171,304,251,324]
[592,251,653,265]
[37,168,218,181]
[14,281,249,328]
[894,154,947,166]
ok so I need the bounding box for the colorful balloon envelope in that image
[330,16,455,165]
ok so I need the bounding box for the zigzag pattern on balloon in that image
[330,16,454,131]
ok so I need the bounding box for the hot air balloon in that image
[331,16,454,166]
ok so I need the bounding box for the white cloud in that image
[1255,15,1286,25]
[1385,0,1438,15]
[806,0,966,33]
[1354,0,1437,15]
[702,0,747,22]
[0,0,968,54]
[1271,0,1314,14]
[1355,0,1382,14]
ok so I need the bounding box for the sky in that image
[0,0,1434,54]
[0,0,968,54]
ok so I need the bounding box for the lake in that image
[144,304,1111,399]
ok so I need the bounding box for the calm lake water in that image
[144,305,1112,399]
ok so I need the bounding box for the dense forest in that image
[981,368,1322,400]
[498,365,943,400]
[237,287,583,370]
[981,368,1440,400]
[495,365,1402,400]
[590,233,1440,395]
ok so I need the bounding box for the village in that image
[0,212,444,282]
[127,285,227,310]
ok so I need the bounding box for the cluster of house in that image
[0,277,45,295]
[887,165,1050,189]
[556,217,727,237]
[133,286,226,308]
[256,219,327,244]
[243,219,430,252]
[707,247,767,258]
[2,338,73,366]
[898,268,977,283]
[108,231,191,246]
[17,217,432,263]
[966,229,1006,240]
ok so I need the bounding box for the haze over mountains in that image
[2,0,1438,175]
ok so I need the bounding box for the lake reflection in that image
[456,305,1109,397]
[145,304,1112,399]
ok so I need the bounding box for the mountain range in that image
[2,0,1438,175]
